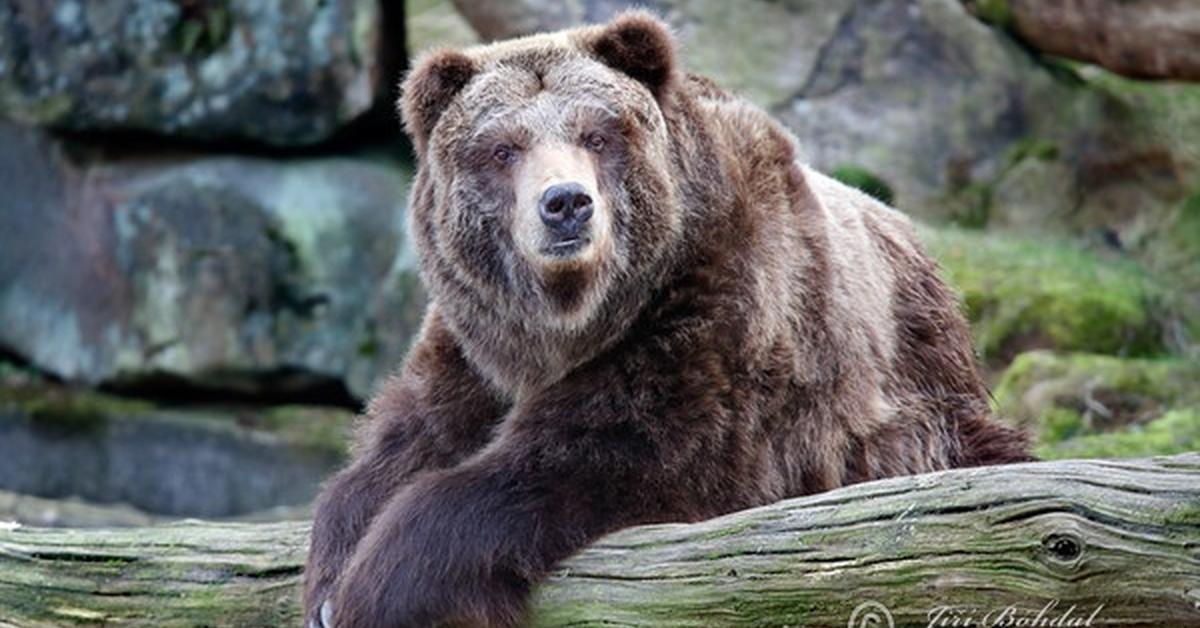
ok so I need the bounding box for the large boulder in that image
[450,0,851,115]
[964,0,1200,81]
[0,0,389,145]
[409,0,480,54]
[0,122,424,399]
[769,0,1086,213]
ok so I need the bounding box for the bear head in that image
[400,11,686,333]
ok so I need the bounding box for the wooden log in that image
[2,454,1199,627]
[964,0,1200,81]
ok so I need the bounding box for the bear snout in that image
[539,182,594,241]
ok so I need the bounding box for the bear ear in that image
[399,49,478,156]
[581,11,678,102]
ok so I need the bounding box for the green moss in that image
[9,92,73,124]
[993,350,1200,455]
[994,351,1196,424]
[1039,407,1086,444]
[356,337,379,357]
[1062,69,1200,343]
[696,519,756,542]
[830,165,895,205]
[1153,192,1200,342]
[171,1,232,57]
[0,382,353,456]
[1038,407,1200,459]
[1180,192,1200,244]
[1164,499,1200,527]
[965,0,1012,29]
[1080,65,1200,143]
[1004,138,1059,166]
[921,227,1168,363]
[1177,191,1200,283]
[0,384,154,432]
[257,405,355,458]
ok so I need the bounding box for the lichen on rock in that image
[0,123,423,400]
[0,0,387,145]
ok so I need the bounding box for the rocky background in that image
[1,0,1197,527]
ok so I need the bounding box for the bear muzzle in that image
[539,182,594,256]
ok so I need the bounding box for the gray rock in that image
[410,0,480,54]
[0,381,355,518]
[0,0,386,145]
[770,0,1074,212]
[0,122,424,399]
[450,0,847,111]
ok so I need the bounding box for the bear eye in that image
[492,145,517,165]
[583,132,607,153]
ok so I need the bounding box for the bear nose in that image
[538,182,593,236]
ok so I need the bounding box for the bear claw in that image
[321,600,334,628]
[309,600,333,628]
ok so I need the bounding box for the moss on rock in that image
[1139,190,1200,347]
[994,351,1196,423]
[0,383,155,433]
[1040,407,1200,460]
[0,381,354,518]
[962,0,1013,29]
[921,227,1169,363]
[991,349,1200,459]
[0,381,353,455]
[256,405,357,458]
[830,165,896,205]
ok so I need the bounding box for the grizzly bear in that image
[304,11,1031,627]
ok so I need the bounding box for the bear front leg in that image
[324,351,766,628]
[306,455,402,628]
[304,313,506,627]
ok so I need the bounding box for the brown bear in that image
[304,11,1031,627]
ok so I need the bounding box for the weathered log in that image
[965,0,1200,81]
[1,454,1198,627]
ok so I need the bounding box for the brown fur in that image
[305,11,1031,627]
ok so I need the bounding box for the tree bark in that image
[965,0,1200,81]
[2,454,1199,627]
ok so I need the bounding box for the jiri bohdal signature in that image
[847,599,1106,628]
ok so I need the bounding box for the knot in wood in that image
[1043,532,1082,562]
